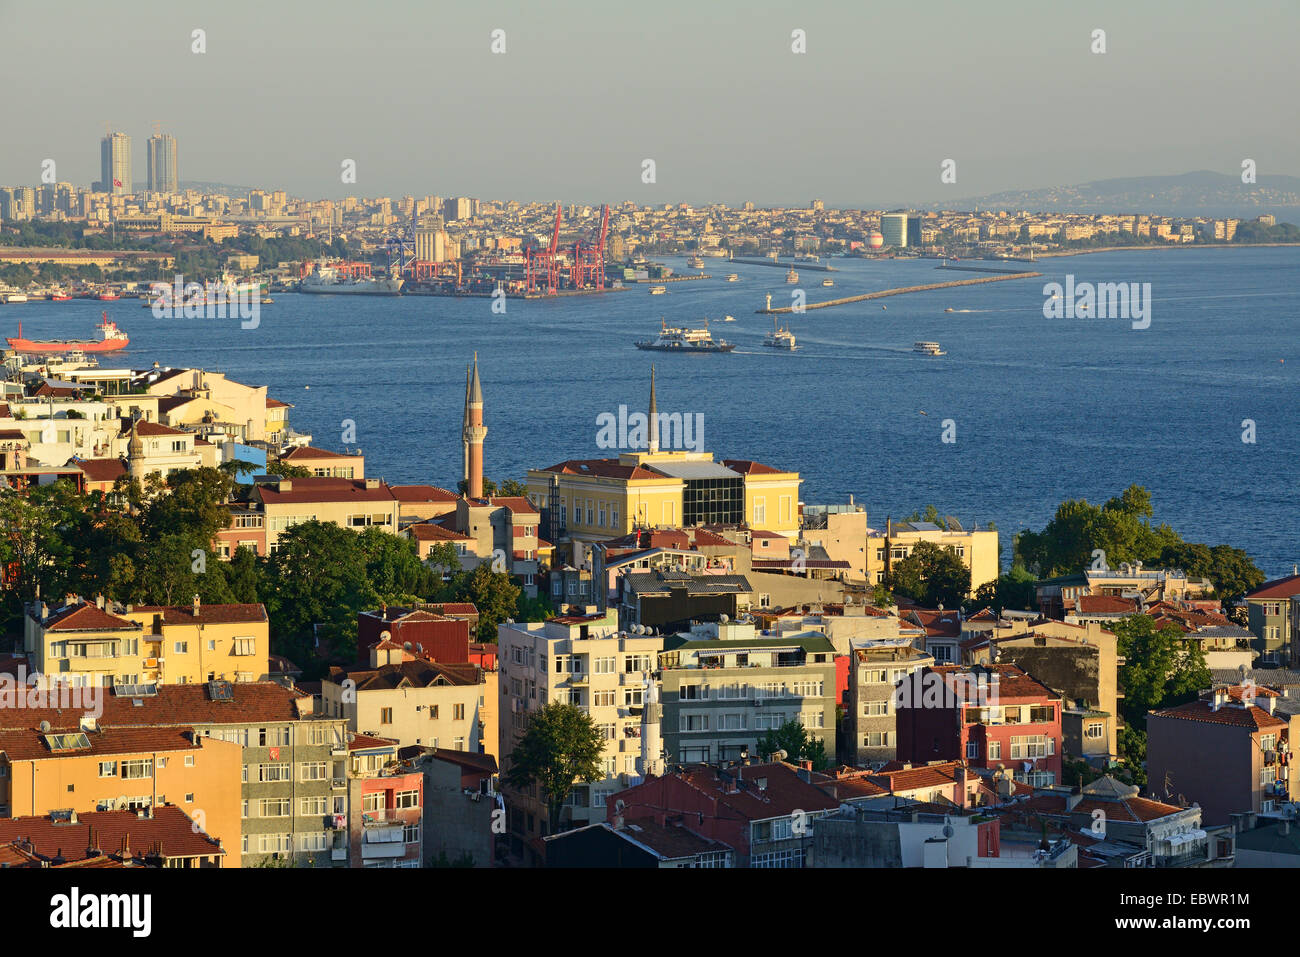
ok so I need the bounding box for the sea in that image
[6,247,1298,577]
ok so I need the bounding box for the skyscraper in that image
[147,133,179,193]
[880,213,908,248]
[100,132,132,195]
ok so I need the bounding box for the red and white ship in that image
[6,312,129,354]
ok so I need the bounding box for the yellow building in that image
[866,519,1000,597]
[0,723,243,863]
[252,476,400,553]
[24,597,270,687]
[525,374,801,562]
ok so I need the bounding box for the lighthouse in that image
[640,677,663,779]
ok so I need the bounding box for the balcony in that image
[331,779,348,790]
[330,847,348,863]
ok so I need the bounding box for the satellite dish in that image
[775,749,788,760]
[719,614,729,623]
[943,824,954,838]
[39,720,51,733]
[379,630,392,642]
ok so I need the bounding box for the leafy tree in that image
[756,719,830,771]
[1015,485,1181,578]
[1156,542,1263,604]
[971,564,1037,613]
[423,541,461,580]
[887,540,970,608]
[358,527,439,602]
[225,546,264,603]
[498,479,528,497]
[1112,615,1210,737]
[263,520,380,665]
[504,702,605,834]
[515,592,556,623]
[0,483,88,607]
[265,461,311,478]
[453,563,521,640]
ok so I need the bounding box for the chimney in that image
[192,594,201,617]
[1266,696,1276,715]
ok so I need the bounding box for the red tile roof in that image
[1075,595,1138,615]
[38,602,139,633]
[1245,574,1300,601]
[391,484,459,503]
[118,418,188,437]
[281,445,356,460]
[407,522,471,542]
[75,458,127,483]
[541,459,664,481]
[721,459,786,475]
[257,477,395,505]
[129,603,267,626]
[489,495,538,515]
[0,725,202,762]
[1151,699,1287,730]
[0,806,224,862]
[664,762,840,820]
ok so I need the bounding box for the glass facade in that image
[682,477,743,526]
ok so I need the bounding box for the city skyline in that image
[2,0,1297,207]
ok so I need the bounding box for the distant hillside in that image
[927,171,1300,219]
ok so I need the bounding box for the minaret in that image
[462,353,487,499]
[647,365,659,455]
[640,677,663,779]
[127,419,144,480]
[461,363,471,483]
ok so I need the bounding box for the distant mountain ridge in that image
[924,171,1300,218]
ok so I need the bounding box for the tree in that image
[423,541,461,580]
[265,461,311,478]
[454,563,521,640]
[1157,542,1263,604]
[971,564,1037,613]
[886,540,970,608]
[504,702,605,834]
[1015,485,1181,578]
[1112,615,1210,739]
[263,521,380,665]
[358,526,439,603]
[756,719,830,771]
[498,479,528,497]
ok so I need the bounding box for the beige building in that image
[24,596,270,688]
[252,476,400,552]
[278,445,365,479]
[867,518,1000,596]
[496,609,663,850]
[321,642,489,754]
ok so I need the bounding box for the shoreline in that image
[1006,242,1300,261]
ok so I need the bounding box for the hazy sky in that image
[2,0,1297,207]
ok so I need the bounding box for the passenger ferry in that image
[785,268,799,283]
[649,285,667,295]
[635,319,734,353]
[687,255,705,269]
[914,341,946,357]
[821,278,834,287]
[725,273,739,282]
[763,318,797,351]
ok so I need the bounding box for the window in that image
[260,798,290,817]
[403,822,421,844]
[258,763,291,782]
[680,714,709,732]
[301,796,329,816]
[300,761,327,782]
[752,849,802,868]
[594,656,616,674]
[593,690,616,707]
[98,761,117,777]
[173,641,188,654]
[453,703,466,721]
[428,705,439,720]
[299,832,328,852]
[121,759,152,780]
[380,708,393,725]
[863,732,890,747]
[864,700,889,716]
[362,792,385,812]
[258,833,292,854]
[233,637,256,656]
[966,741,980,759]
[394,789,419,809]
[1085,723,1105,740]
[988,740,1002,760]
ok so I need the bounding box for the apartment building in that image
[0,806,228,868]
[895,664,1064,788]
[1147,686,1294,825]
[0,723,242,859]
[0,681,351,866]
[496,610,663,858]
[658,620,837,765]
[24,596,270,688]
[867,519,999,596]
[847,639,933,766]
[278,445,365,478]
[320,642,488,754]
[251,476,400,552]
[1244,573,1300,665]
[345,734,423,868]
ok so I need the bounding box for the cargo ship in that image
[298,261,403,296]
[635,319,734,353]
[6,313,129,354]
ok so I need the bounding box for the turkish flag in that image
[113,179,122,187]
[269,747,280,760]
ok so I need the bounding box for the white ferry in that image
[785,268,799,283]
[914,341,946,356]
[649,285,667,295]
[763,318,797,351]
[635,319,735,353]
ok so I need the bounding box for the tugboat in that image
[785,267,799,283]
[762,318,798,351]
[914,341,946,357]
[635,319,735,353]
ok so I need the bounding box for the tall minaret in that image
[647,364,659,455]
[462,353,487,498]
[461,363,471,484]
[640,677,663,779]
[127,419,145,480]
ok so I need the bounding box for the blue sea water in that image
[7,247,1298,576]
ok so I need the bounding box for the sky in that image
[2,0,1297,207]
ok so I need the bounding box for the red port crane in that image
[570,204,609,290]
[525,204,563,295]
